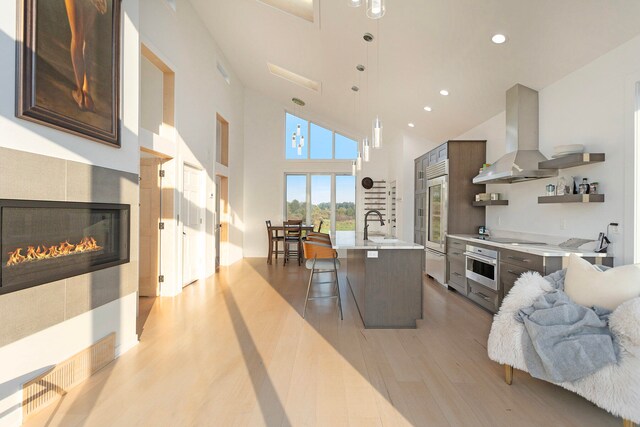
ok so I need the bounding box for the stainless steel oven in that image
[464,244,498,291]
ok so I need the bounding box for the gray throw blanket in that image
[516,279,619,383]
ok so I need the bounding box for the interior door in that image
[139,157,162,296]
[426,175,448,252]
[215,175,221,272]
[182,164,204,286]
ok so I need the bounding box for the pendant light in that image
[372,116,382,148]
[348,0,362,6]
[291,97,306,157]
[362,137,370,162]
[356,151,362,170]
[366,0,385,19]
[371,20,383,149]
[351,161,357,176]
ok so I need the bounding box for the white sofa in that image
[488,271,640,427]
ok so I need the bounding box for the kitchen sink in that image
[368,236,401,243]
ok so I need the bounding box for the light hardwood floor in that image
[25,258,620,427]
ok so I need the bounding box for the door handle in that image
[507,256,530,263]
[452,272,463,277]
[476,291,491,301]
[507,270,519,276]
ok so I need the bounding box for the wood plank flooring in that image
[25,258,620,427]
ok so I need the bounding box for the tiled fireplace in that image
[0,200,130,294]
[0,147,138,348]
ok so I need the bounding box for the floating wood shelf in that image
[473,200,509,206]
[538,194,605,204]
[538,153,605,170]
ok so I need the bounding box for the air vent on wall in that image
[22,333,115,419]
[267,63,321,93]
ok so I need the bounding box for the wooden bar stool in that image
[265,220,284,264]
[302,238,343,320]
[283,220,303,266]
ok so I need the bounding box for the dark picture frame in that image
[16,0,122,147]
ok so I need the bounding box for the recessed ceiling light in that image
[408,123,415,128]
[423,106,432,112]
[440,89,449,96]
[491,34,507,44]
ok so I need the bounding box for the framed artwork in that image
[16,0,121,147]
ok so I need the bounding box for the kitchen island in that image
[332,232,424,328]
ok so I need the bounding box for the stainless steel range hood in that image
[473,84,557,184]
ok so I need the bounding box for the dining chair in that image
[302,238,343,320]
[265,220,284,264]
[283,219,303,266]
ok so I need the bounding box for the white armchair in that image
[488,272,640,427]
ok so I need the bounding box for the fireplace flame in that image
[6,237,102,267]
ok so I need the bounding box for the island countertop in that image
[331,232,424,250]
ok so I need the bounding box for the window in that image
[286,174,308,221]
[285,173,356,234]
[285,113,357,160]
[335,133,358,160]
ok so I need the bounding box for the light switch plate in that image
[367,251,379,258]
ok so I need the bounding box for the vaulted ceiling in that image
[191,0,640,143]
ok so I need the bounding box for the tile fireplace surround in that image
[0,147,139,347]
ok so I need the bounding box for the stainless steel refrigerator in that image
[424,161,448,286]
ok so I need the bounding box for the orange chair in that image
[302,239,343,320]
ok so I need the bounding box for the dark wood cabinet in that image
[413,140,486,247]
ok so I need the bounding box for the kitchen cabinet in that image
[413,140,486,252]
[445,237,467,295]
[414,159,423,192]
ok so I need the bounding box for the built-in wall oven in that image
[464,244,498,291]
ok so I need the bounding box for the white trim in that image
[624,74,640,264]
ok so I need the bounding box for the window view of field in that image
[286,201,356,233]
[286,174,356,233]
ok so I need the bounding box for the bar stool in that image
[302,239,343,320]
[265,220,284,264]
[283,220,302,266]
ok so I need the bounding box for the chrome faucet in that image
[364,210,385,241]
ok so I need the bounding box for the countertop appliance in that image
[464,244,498,291]
[424,160,449,285]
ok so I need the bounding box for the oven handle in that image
[464,252,497,265]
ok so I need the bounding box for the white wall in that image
[0,0,140,425]
[139,0,245,291]
[457,34,640,265]
[140,55,164,134]
[242,89,393,257]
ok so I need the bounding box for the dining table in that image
[267,224,315,265]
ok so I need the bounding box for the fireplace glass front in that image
[0,200,129,293]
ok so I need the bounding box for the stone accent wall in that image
[0,147,139,347]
